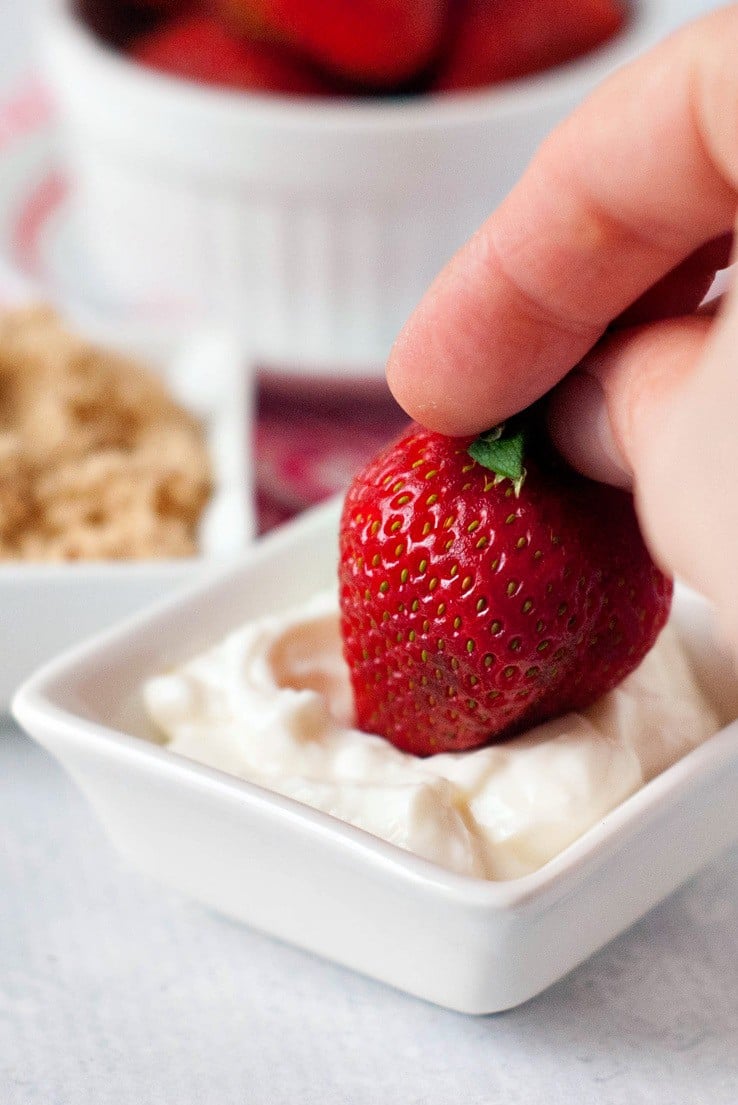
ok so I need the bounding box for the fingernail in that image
[547,371,632,489]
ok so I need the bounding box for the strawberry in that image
[433,0,625,92]
[130,13,337,95]
[126,1,190,10]
[339,422,672,756]
[214,0,450,87]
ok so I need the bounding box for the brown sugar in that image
[0,307,212,561]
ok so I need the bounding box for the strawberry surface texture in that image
[434,0,625,90]
[215,0,450,86]
[131,13,336,95]
[339,424,673,756]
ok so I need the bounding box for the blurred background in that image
[0,0,726,545]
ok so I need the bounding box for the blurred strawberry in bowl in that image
[434,0,626,91]
[212,0,451,87]
[132,12,337,94]
[126,0,190,9]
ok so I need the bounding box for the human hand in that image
[386,5,738,647]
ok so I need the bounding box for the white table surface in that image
[3,2,737,1102]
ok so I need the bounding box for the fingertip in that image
[386,314,492,437]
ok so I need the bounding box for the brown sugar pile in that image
[0,307,212,561]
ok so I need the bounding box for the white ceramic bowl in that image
[12,497,738,1013]
[0,326,254,709]
[39,0,667,377]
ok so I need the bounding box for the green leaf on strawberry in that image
[467,422,527,495]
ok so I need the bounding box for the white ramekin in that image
[39,0,666,377]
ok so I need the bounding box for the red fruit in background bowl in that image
[131,13,337,95]
[434,0,625,91]
[214,0,450,87]
[339,422,672,757]
[126,1,190,9]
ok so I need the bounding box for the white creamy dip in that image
[143,591,718,880]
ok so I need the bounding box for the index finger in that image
[387,7,738,436]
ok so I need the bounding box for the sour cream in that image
[143,591,718,880]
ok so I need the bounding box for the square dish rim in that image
[12,494,738,913]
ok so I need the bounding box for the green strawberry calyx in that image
[467,420,527,495]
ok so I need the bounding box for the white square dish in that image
[12,497,738,1014]
[0,326,253,707]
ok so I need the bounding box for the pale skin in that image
[386,5,738,651]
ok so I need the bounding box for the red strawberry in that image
[433,0,625,92]
[126,1,190,9]
[339,422,672,756]
[130,13,337,95]
[214,0,450,87]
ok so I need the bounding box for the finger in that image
[546,300,738,645]
[638,281,738,645]
[613,233,733,328]
[387,8,738,436]
[546,316,711,490]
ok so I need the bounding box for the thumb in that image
[547,307,738,647]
